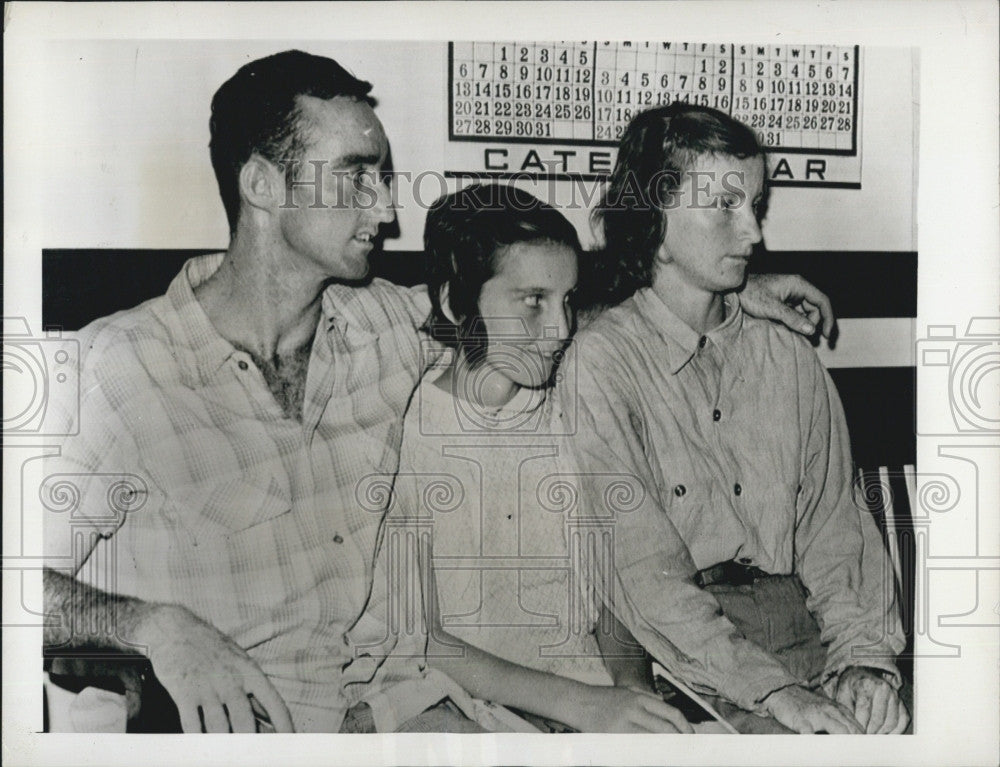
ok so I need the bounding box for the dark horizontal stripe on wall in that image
[42,248,915,332]
[828,366,915,469]
[768,181,862,190]
[43,250,219,332]
[748,251,916,320]
[444,171,608,182]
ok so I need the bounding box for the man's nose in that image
[371,177,396,225]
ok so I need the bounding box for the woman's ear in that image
[654,212,672,265]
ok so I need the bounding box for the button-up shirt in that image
[386,367,611,686]
[560,288,904,712]
[43,254,452,731]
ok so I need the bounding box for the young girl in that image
[565,103,908,734]
[381,182,692,733]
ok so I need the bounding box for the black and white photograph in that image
[3,2,998,765]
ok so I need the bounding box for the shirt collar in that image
[320,281,381,351]
[164,253,353,386]
[420,365,550,430]
[631,288,745,375]
[163,253,238,385]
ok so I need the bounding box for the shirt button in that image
[237,360,249,371]
[673,484,686,497]
[698,336,707,349]
[734,483,742,496]
[712,409,721,421]
[333,534,344,544]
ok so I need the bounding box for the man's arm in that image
[742,273,836,338]
[42,325,295,733]
[44,566,294,733]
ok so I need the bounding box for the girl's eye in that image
[523,294,542,308]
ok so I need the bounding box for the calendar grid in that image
[590,41,597,141]
[448,42,860,157]
[851,45,860,159]
[729,45,736,115]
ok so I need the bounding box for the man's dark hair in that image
[209,50,375,236]
[423,183,581,364]
[590,103,764,307]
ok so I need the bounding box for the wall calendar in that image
[445,41,863,188]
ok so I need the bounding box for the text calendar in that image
[446,42,863,188]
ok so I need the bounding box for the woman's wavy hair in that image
[423,183,580,365]
[590,103,764,307]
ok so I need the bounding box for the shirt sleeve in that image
[42,327,154,572]
[562,337,801,711]
[793,347,906,687]
[363,416,431,660]
[350,420,456,731]
[379,280,433,333]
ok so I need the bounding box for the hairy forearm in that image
[427,629,592,728]
[43,566,154,655]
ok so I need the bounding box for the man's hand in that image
[741,273,836,339]
[570,686,694,733]
[761,684,864,734]
[825,667,909,734]
[134,603,294,733]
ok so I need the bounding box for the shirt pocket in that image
[660,479,707,536]
[173,473,292,538]
[661,480,732,566]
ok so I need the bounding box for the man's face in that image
[658,152,765,294]
[277,96,394,281]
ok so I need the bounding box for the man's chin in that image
[328,258,373,286]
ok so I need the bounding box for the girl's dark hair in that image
[423,183,580,364]
[590,103,764,307]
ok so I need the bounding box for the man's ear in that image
[238,154,284,215]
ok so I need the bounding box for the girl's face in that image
[657,152,765,295]
[472,239,578,394]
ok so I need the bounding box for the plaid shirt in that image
[562,289,904,712]
[44,254,454,731]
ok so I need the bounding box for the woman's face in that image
[657,152,765,295]
[471,239,578,395]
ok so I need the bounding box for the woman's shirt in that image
[561,288,904,712]
[388,363,612,686]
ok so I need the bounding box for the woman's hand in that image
[826,667,910,734]
[761,684,863,734]
[741,273,836,338]
[569,685,694,733]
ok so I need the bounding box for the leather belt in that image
[694,560,770,588]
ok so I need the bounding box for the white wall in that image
[37,40,915,254]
